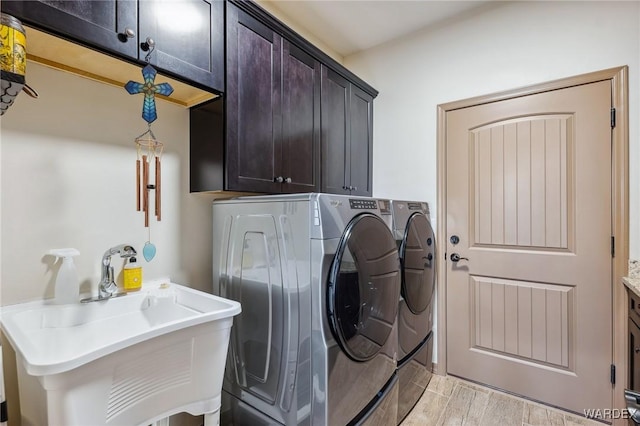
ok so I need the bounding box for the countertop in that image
[622,277,640,297]
[623,260,640,297]
[624,276,640,298]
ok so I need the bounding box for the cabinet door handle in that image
[118,28,136,42]
[342,185,350,191]
[284,177,292,183]
[141,37,156,52]
[274,176,284,183]
[351,186,357,191]
[635,347,640,354]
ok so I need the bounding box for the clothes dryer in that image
[212,194,401,425]
[390,200,436,424]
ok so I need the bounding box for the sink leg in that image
[203,408,220,426]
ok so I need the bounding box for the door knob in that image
[274,176,284,183]
[284,177,292,183]
[450,253,469,262]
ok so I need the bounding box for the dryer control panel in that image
[407,202,427,211]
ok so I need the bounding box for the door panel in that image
[226,5,281,192]
[138,0,224,91]
[1,0,137,58]
[282,42,320,193]
[349,85,373,196]
[471,277,572,368]
[446,80,612,413]
[630,318,640,390]
[321,66,349,195]
[472,116,572,249]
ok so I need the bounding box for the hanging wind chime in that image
[124,38,173,262]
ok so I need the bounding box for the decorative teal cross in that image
[125,64,174,123]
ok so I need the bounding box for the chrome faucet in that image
[98,244,137,299]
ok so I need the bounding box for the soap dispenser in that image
[49,248,80,304]
[123,256,142,291]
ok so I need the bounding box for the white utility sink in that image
[0,280,241,426]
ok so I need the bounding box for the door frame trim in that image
[436,66,629,415]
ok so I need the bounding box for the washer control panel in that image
[349,199,378,210]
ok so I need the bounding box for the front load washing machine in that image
[212,193,401,425]
[390,200,436,424]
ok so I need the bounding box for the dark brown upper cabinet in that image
[2,0,224,93]
[189,1,376,194]
[138,0,224,93]
[1,0,138,58]
[224,3,320,193]
[321,66,373,197]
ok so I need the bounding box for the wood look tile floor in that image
[401,375,603,426]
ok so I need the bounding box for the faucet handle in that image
[103,244,137,259]
[100,280,118,299]
[119,245,137,258]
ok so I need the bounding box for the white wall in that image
[1,62,215,424]
[256,0,344,64]
[1,62,215,305]
[345,0,640,257]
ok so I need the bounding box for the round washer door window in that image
[400,212,436,314]
[327,213,401,362]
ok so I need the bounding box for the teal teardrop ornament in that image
[143,241,156,262]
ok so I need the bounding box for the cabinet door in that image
[631,318,640,391]
[1,0,137,58]
[226,4,282,193]
[138,0,224,92]
[321,66,350,195]
[281,42,321,193]
[349,85,373,196]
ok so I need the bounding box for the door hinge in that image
[611,107,616,128]
[611,364,616,385]
[611,236,615,257]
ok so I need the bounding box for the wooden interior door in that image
[445,80,613,413]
